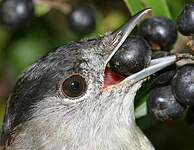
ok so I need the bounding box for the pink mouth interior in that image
[103,67,125,89]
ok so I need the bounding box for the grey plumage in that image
[0,32,154,150]
[0,9,169,150]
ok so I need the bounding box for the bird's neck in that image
[64,82,147,150]
[12,82,154,150]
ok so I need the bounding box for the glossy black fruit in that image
[177,2,194,36]
[151,51,176,85]
[154,70,176,85]
[151,51,169,59]
[147,86,186,121]
[110,36,151,77]
[0,0,34,27]
[172,65,194,105]
[67,5,95,34]
[139,16,177,51]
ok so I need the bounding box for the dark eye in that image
[61,75,87,98]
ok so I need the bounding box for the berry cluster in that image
[147,2,194,121]
[109,2,194,121]
[0,0,96,34]
[148,65,194,121]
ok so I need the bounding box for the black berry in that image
[67,5,95,34]
[151,51,169,59]
[154,70,176,85]
[177,2,194,36]
[139,16,177,51]
[110,36,151,77]
[172,65,194,105]
[151,51,176,85]
[147,86,186,121]
[0,0,34,27]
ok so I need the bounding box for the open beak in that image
[105,8,151,65]
[104,8,177,89]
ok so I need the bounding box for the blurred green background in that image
[0,0,194,149]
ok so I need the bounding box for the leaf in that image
[166,0,185,21]
[135,98,147,119]
[134,80,154,119]
[35,3,51,17]
[123,0,144,15]
[123,0,172,19]
[142,0,172,19]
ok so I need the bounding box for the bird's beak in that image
[105,8,151,65]
[121,55,176,85]
[104,8,177,88]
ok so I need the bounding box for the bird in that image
[0,9,177,150]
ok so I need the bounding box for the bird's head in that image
[1,8,176,149]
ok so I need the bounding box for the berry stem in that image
[176,53,194,67]
[186,36,194,51]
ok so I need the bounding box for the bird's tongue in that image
[103,67,125,89]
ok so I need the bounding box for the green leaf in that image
[142,0,172,18]
[166,0,185,21]
[123,0,172,19]
[134,80,154,119]
[135,99,147,119]
[123,0,144,15]
[35,4,51,17]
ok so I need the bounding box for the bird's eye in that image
[61,75,87,98]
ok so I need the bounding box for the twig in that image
[176,53,194,67]
[186,36,194,51]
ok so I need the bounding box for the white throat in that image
[11,82,154,150]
